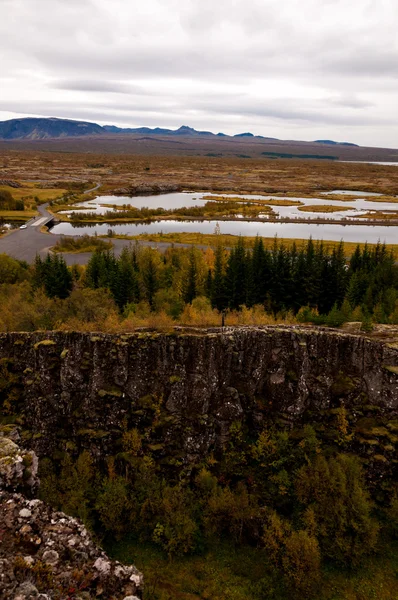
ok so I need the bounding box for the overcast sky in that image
[1,0,398,147]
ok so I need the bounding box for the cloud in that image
[50,80,146,94]
[0,0,398,146]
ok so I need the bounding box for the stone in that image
[15,581,39,596]
[0,436,144,599]
[0,328,395,464]
[0,437,18,457]
[94,556,111,575]
[42,549,59,565]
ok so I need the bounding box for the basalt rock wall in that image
[0,327,397,461]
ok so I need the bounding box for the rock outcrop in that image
[112,183,181,195]
[0,431,143,600]
[0,326,397,465]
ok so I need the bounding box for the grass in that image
[298,204,355,213]
[0,185,67,203]
[102,231,398,257]
[53,201,276,223]
[202,195,303,206]
[0,210,37,221]
[106,537,398,600]
[356,212,398,221]
[51,234,113,253]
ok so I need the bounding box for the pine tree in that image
[141,250,158,308]
[225,237,247,310]
[210,242,228,311]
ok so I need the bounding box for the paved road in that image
[83,183,102,195]
[0,202,200,265]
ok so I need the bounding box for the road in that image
[0,202,198,265]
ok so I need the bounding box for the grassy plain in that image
[0,183,67,204]
[2,150,398,196]
[1,149,398,238]
[0,210,37,221]
[106,231,398,257]
[0,183,67,222]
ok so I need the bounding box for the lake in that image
[59,191,398,222]
[50,219,398,244]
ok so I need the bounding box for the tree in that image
[295,453,379,565]
[33,253,72,299]
[225,237,247,310]
[210,241,228,311]
[141,249,159,308]
[184,247,198,304]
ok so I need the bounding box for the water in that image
[339,161,398,167]
[63,192,204,215]
[50,219,398,244]
[60,192,398,222]
[320,190,383,197]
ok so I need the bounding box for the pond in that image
[59,192,398,222]
[49,219,398,244]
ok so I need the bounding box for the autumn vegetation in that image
[0,236,397,334]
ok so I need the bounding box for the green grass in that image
[0,210,37,221]
[51,234,113,253]
[101,231,398,257]
[0,185,67,203]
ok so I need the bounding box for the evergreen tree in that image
[225,237,247,310]
[184,247,198,304]
[210,242,228,311]
[141,250,158,308]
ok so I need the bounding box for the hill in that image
[1,117,398,162]
[0,117,103,140]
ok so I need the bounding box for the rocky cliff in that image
[0,327,397,464]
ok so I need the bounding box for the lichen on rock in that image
[0,432,143,600]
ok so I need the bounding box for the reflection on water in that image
[50,219,398,244]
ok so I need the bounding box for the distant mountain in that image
[0,117,103,140]
[0,118,359,150]
[315,139,359,147]
[103,124,216,137]
[172,125,214,136]
[103,125,173,135]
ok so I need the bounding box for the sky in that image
[1,0,398,147]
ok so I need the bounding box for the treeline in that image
[0,189,24,211]
[0,237,397,332]
[56,236,398,324]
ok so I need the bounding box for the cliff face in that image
[0,327,397,462]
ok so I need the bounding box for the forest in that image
[0,237,398,598]
[0,236,397,332]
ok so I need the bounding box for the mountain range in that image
[0,117,357,146]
